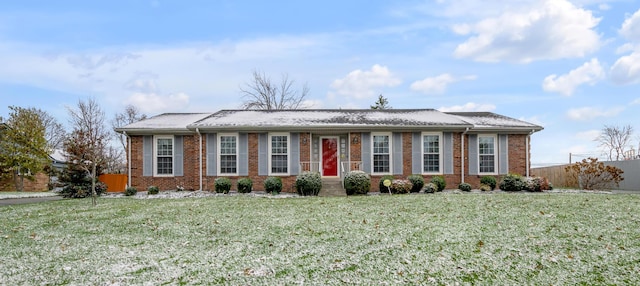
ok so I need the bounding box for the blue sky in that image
[1,0,640,166]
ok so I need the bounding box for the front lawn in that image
[1,193,639,284]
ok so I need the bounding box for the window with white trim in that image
[422,132,442,174]
[154,135,173,176]
[372,133,391,174]
[218,134,238,175]
[478,135,496,174]
[269,134,289,174]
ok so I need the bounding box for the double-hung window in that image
[478,135,496,174]
[372,133,391,174]
[155,136,173,176]
[423,133,442,174]
[219,134,238,175]
[269,134,289,174]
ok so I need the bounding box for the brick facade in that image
[128,131,533,192]
[0,172,49,192]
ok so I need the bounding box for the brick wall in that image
[0,172,49,192]
[128,131,532,192]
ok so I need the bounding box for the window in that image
[478,135,496,174]
[372,133,391,174]
[423,133,442,173]
[155,136,173,176]
[269,134,289,174]
[219,134,238,175]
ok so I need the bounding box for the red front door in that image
[322,138,338,176]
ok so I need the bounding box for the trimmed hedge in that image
[296,172,322,196]
[264,177,283,194]
[407,175,424,193]
[147,185,159,195]
[423,182,437,193]
[378,175,394,192]
[214,177,232,194]
[237,178,253,193]
[458,182,472,192]
[480,176,497,190]
[124,186,137,196]
[390,179,412,194]
[430,176,446,192]
[344,171,371,195]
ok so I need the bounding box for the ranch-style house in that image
[115,109,543,193]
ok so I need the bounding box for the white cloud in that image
[632,98,640,105]
[542,58,604,96]
[453,0,601,63]
[566,106,624,121]
[519,116,543,126]
[575,129,600,141]
[329,64,401,99]
[610,51,640,85]
[410,74,476,95]
[126,92,190,114]
[438,102,496,112]
[620,9,640,42]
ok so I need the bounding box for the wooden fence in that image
[532,159,640,191]
[530,165,578,188]
[99,174,127,192]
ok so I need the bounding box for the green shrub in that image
[214,177,232,194]
[430,176,446,192]
[407,175,424,193]
[458,182,472,192]
[147,185,159,195]
[499,173,525,192]
[237,178,253,193]
[124,186,137,196]
[390,179,412,194]
[344,171,371,195]
[264,177,283,194]
[480,176,497,190]
[378,175,394,192]
[479,184,492,192]
[423,182,437,193]
[59,181,107,198]
[296,172,322,196]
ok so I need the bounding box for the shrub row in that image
[345,173,447,195]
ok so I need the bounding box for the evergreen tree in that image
[370,94,391,110]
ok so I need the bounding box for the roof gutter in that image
[526,129,535,177]
[124,131,131,189]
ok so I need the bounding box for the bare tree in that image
[35,109,66,152]
[596,125,634,161]
[65,98,111,206]
[112,105,147,151]
[240,70,310,110]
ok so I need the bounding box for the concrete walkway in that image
[0,196,64,206]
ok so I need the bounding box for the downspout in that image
[124,131,131,188]
[526,129,534,177]
[196,128,203,191]
[461,128,470,183]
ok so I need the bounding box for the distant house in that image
[115,109,543,193]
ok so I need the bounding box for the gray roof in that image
[114,113,211,134]
[190,109,472,131]
[446,112,542,132]
[115,109,543,134]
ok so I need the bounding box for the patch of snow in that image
[118,113,211,131]
[102,190,301,199]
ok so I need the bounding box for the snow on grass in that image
[1,193,639,284]
[0,191,59,199]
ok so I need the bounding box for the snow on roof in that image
[50,149,67,163]
[116,113,211,132]
[115,110,543,133]
[190,109,473,130]
[446,112,543,130]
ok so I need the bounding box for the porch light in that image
[302,137,308,144]
[352,135,359,144]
